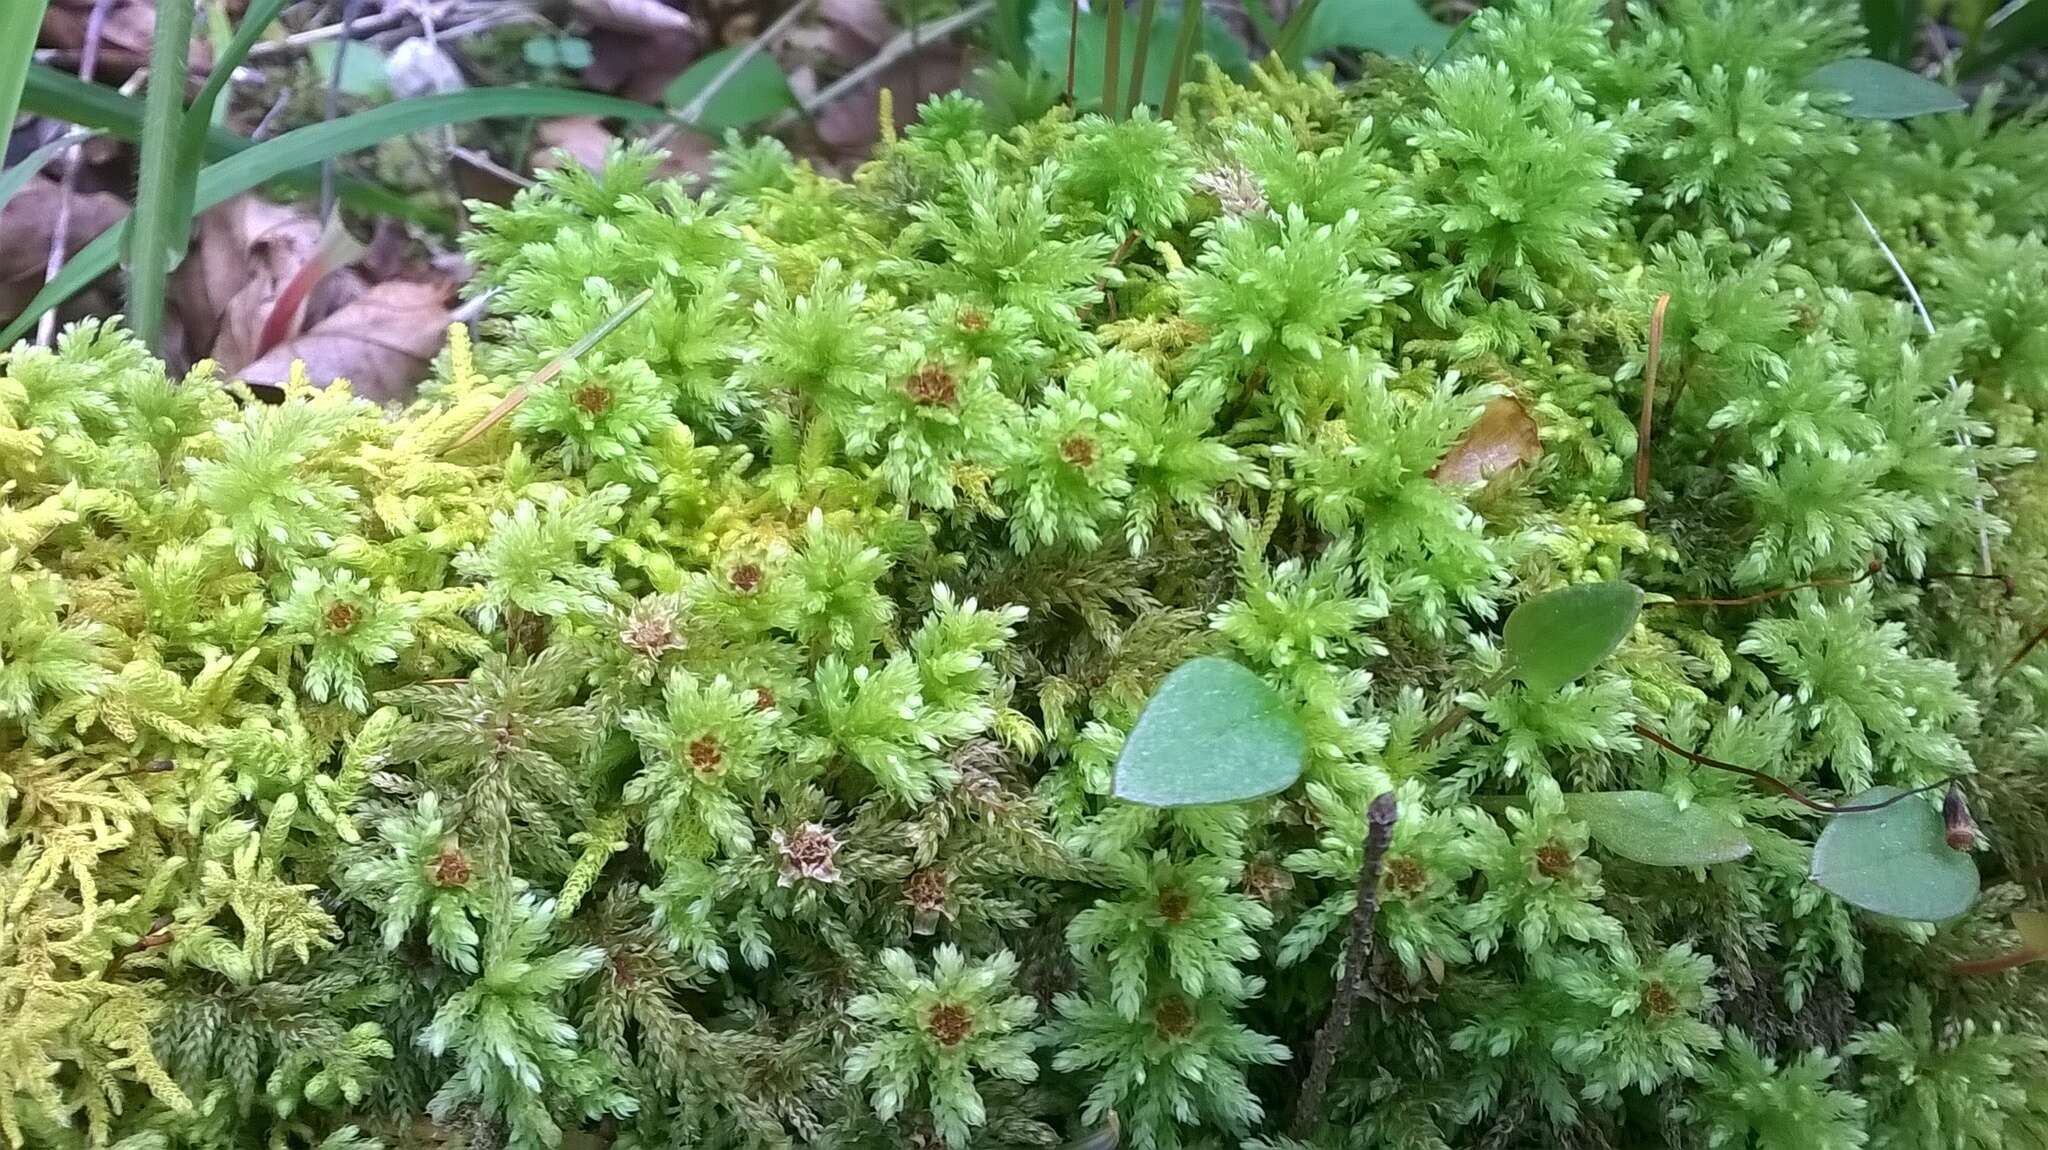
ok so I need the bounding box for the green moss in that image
[9,3,2048,1147]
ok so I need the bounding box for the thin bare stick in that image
[1645,559,1882,610]
[1067,0,1081,101]
[1293,790,1398,1139]
[1634,292,1670,529]
[1998,619,2048,681]
[443,287,653,455]
[321,0,367,223]
[1851,197,1994,576]
[36,0,118,348]
[651,0,817,148]
[1950,948,2043,977]
[244,5,412,58]
[766,1,995,130]
[1634,723,1952,814]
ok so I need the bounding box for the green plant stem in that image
[1633,724,1953,815]
[1123,0,1159,115]
[1272,0,1323,65]
[1160,0,1205,118]
[1292,789,1397,1139]
[0,0,54,162]
[126,0,198,351]
[1103,0,1124,116]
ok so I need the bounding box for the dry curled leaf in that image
[529,117,717,182]
[0,176,129,322]
[235,279,455,403]
[573,0,692,36]
[1430,395,1541,486]
[170,197,366,371]
[42,0,210,77]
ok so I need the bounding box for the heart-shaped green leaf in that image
[1808,58,1967,119]
[1503,581,1643,695]
[1113,657,1306,808]
[1564,791,1753,867]
[1811,787,1979,921]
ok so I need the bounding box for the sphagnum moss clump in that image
[11,3,2048,1147]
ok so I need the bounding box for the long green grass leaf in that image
[0,0,54,162]
[1123,0,1159,116]
[2,87,676,347]
[168,0,293,253]
[1160,2,1205,118]
[125,0,199,350]
[0,131,90,216]
[23,64,436,225]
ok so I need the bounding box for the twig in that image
[243,5,412,58]
[1633,723,1952,815]
[766,1,996,130]
[1633,292,1670,529]
[36,0,118,348]
[1851,197,1994,577]
[1293,790,1398,1139]
[652,0,817,148]
[443,287,653,455]
[1950,948,2043,977]
[320,0,367,224]
[1998,619,2048,681]
[1645,559,1882,610]
[251,89,293,139]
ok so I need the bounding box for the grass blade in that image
[0,131,91,216]
[2,86,677,346]
[23,64,438,225]
[1272,0,1324,65]
[444,287,655,455]
[0,0,54,162]
[1160,1,1205,118]
[1102,0,1123,116]
[1124,0,1159,116]
[169,0,293,253]
[125,0,199,350]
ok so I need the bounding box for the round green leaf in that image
[1564,791,1752,867]
[1300,0,1452,59]
[1113,657,1306,808]
[1808,58,1966,119]
[1502,581,1643,695]
[1811,786,1980,921]
[663,47,796,132]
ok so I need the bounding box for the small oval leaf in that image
[1113,657,1306,808]
[1808,58,1967,120]
[1564,791,1753,867]
[1811,786,1980,921]
[1503,581,1643,695]
[2015,910,2048,955]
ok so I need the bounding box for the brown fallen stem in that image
[1645,559,1882,610]
[443,287,653,456]
[1999,620,2048,681]
[1634,292,1670,530]
[1921,570,2015,597]
[1633,723,1951,814]
[1293,790,1398,1139]
[1950,948,2044,977]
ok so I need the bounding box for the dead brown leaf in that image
[171,197,368,370]
[1430,395,1542,486]
[582,25,701,103]
[811,43,968,153]
[0,175,129,321]
[573,0,692,36]
[236,279,455,403]
[529,117,718,183]
[529,117,619,174]
[42,0,210,77]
